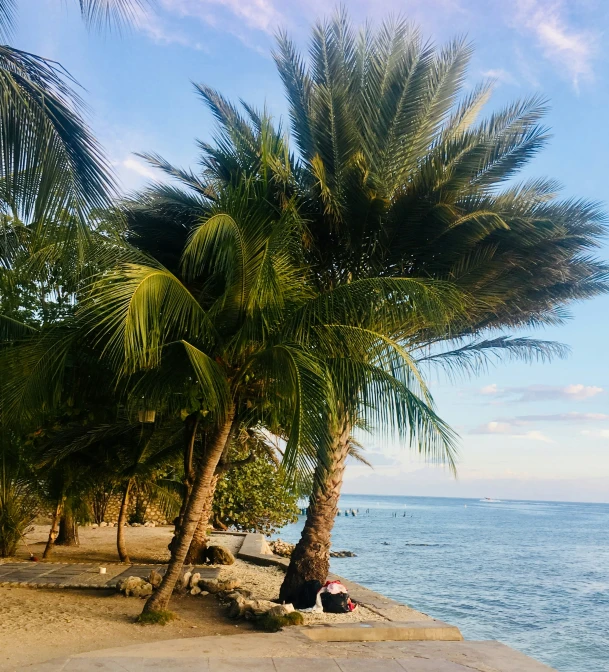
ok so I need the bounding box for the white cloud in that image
[512,0,597,87]
[477,383,604,403]
[122,158,157,181]
[159,0,284,34]
[471,421,513,435]
[481,68,518,87]
[132,3,202,48]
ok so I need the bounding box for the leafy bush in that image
[0,442,39,557]
[212,448,299,535]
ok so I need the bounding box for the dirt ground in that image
[0,584,253,671]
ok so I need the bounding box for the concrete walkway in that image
[19,631,557,671]
[0,562,219,589]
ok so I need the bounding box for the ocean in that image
[277,495,609,672]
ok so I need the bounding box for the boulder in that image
[226,595,276,620]
[205,545,235,565]
[190,586,202,595]
[117,576,153,598]
[148,570,163,588]
[181,571,192,590]
[190,572,201,589]
[268,539,295,558]
[198,578,240,594]
[99,522,107,527]
[91,524,98,529]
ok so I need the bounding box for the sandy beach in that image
[0,525,396,670]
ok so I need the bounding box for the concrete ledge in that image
[296,620,463,643]
[237,533,289,568]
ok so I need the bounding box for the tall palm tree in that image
[178,10,607,599]
[70,155,465,616]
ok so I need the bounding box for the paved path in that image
[0,562,219,589]
[19,632,557,671]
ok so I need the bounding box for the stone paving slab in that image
[0,562,220,589]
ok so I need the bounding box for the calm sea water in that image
[277,495,609,672]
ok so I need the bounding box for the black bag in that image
[293,579,323,609]
[320,590,350,613]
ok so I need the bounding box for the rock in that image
[190,572,201,589]
[181,571,192,590]
[330,550,357,557]
[198,578,240,594]
[131,523,140,527]
[99,522,107,527]
[226,595,276,620]
[148,570,163,588]
[91,524,98,529]
[268,539,295,558]
[227,594,247,618]
[205,545,235,565]
[117,576,153,598]
[200,591,209,596]
[267,604,294,617]
[190,586,202,595]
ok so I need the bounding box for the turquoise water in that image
[277,495,609,672]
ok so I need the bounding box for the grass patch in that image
[256,610,304,632]
[136,609,176,625]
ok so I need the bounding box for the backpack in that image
[293,579,323,609]
[320,590,350,613]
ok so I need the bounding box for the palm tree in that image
[70,150,466,617]
[178,10,607,599]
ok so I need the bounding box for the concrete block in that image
[297,621,463,643]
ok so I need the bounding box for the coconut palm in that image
[69,155,468,617]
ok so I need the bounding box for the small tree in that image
[212,445,299,535]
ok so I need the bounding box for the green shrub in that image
[256,610,304,632]
[213,446,299,534]
[136,609,176,625]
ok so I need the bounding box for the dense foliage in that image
[213,448,300,534]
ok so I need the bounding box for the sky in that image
[18,0,609,502]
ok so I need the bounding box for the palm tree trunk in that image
[142,408,235,615]
[56,509,79,546]
[117,479,132,563]
[169,413,200,555]
[184,473,218,565]
[279,416,351,604]
[42,499,62,559]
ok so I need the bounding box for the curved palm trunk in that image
[279,417,351,604]
[169,414,200,555]
[142,409,235,615]
[117,479,132,563]
[184,474,218,565]
[42,499,62,559]
[56,509,79,546]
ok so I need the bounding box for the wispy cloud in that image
[481,68,519,87]
[132,3,204,49]
[511,0,597,87]
[479,383,604,403]
[159,0,285,34]
[122,158,157,181]
[470,422,554,443]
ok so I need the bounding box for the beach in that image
[0,524,414,670]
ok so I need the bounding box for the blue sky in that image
[21,0,609,502]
